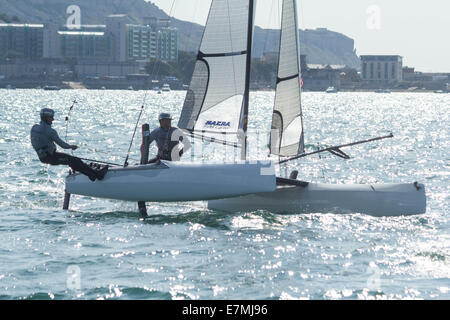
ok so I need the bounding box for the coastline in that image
[0,82,447,93]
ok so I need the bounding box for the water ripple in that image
[0,90,448,299]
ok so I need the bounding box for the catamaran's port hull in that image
[208,182,426,217]
[65,160,276,202]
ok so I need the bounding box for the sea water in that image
[0,89,448,299]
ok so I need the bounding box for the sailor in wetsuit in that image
[30,108,108,181]
[147,113,190,163]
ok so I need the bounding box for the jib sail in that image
[270,0,305,156]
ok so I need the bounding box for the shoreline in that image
[0,87,447,93]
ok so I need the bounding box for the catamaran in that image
[178,0,425,217]
[64,0,425,217]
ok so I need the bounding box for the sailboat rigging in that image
[278,133,394,164]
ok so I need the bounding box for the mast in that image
[241,0,255,161]
[293,0,305,153]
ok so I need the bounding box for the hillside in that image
[0,0,360,68]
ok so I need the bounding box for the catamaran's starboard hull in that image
[65,160,276,202]
[208,182,426,217]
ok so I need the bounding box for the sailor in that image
[30,108,108,182]
[147,113,190,163]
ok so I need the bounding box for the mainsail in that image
[270,0,305,156]
[178,0,255,149]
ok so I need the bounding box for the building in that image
[0,58,69,80]
[2,16,178,63]
[58,25,112,60]
[0,23,44,59]
[360,55,403,84]
[402,66,415,81]
[124,24,178,62]
[126,24,157,61]
[1,16,178,81]
[125,23,177,62]
[74,61,140,78]
[107,15,178,63]
[43,23,59,59]
[106,14,129,63]
[156,27,178,61]
[300,54,345,91]
[302,64,344,91]
[143,17,171,29]
[44,24,113,61]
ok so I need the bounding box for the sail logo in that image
[204,121,231,129]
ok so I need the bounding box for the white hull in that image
[208,182,426,217]
[65,160,275,202]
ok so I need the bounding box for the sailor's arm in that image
[49,128,77,150]
[148,128,160,145]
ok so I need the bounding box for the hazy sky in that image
[148,0,449,72]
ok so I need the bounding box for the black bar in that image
[78,158,121,167]
[276,177,309,187]
[276,74,299,84]
[140,124,150,165]
[328,147,351,159]
[2,300,436,318]
[198,50,247,58]
[184,130,240,148]
[278,133,394,165]
[189,128,242,135]
[242,0,255,160]
[138,124,150,218]
[63,191,71,210]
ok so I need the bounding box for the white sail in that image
[178,0,255,146]
[270,0,305,156]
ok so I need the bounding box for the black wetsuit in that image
[30,121,102,180]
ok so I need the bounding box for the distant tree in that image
[145,52,197,83]
[0,13,20,23]
[145,58,180,79]
[175,51,196,84]
[144,53,280,86]
[251,59,277,84]
[0,13,11,23]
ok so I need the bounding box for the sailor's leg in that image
[53,152,98,181]
[148,156,160,164]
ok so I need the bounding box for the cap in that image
[158,113,173,121]
[40,108,55,119]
